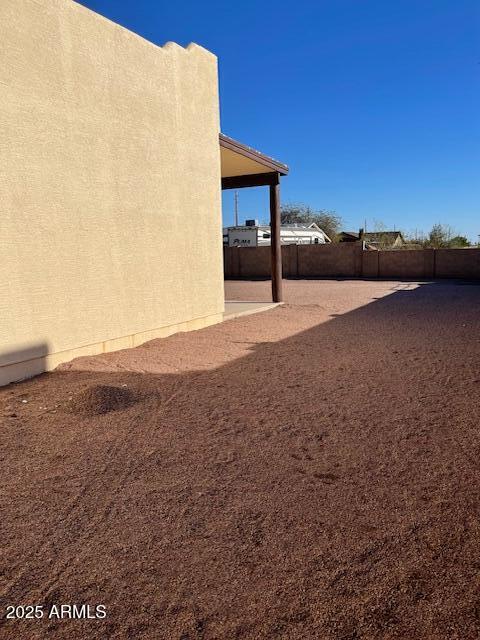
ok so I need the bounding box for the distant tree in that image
[403,229,427,244]
[280,203,342,241]
[449,236,471,248]
[425,223,455,248]
[372,219,387,232]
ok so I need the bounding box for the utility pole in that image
[234,190,239,226]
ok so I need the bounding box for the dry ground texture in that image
[1,279,480,639]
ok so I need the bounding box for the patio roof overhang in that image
[220,133,288,188]
[219,133,289,303]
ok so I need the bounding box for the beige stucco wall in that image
[0,0,224,385]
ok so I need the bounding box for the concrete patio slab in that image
[223,300,282,321]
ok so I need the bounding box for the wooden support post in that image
[269,173,283,302]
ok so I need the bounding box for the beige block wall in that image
[0,0,224,385]
[298,243,362,278]
[224,245,480,281]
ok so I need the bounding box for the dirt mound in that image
[68,384,138,416]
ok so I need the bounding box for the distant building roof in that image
[340,231,361,240]
[364,231,404,241]
[339,230,404,246]
[279,222,325,232]
[363,231,404,246]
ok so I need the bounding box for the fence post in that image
[355,243,362,277]
[424,249,435,278]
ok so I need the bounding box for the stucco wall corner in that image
[0,0,224,385]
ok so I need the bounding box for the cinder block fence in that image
[224,245,480,280]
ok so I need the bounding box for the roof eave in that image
[219,133,289,176]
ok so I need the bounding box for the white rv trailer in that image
[223,222,331,247]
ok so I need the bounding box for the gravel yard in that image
[1,279,480,639]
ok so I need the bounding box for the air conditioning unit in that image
[245,219,259,227]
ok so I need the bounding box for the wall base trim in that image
[0,312,224,387]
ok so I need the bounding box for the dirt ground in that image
[1,279,480,639]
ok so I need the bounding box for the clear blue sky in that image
[80,0,479,241]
